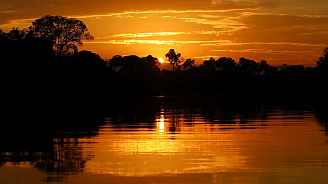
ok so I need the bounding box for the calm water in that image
[1,97,328,184]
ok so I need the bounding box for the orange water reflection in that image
[76,110,328,179]
[1,105,328,184]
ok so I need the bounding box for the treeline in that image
[1,16,328,104]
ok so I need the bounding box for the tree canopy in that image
[165,49,181,71]
[30,15,93,56]
[182,59,195,71]
[317,47,328,72]
[1,18,328,99]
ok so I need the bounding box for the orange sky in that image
[1,0,328,65]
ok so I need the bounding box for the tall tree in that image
[30,15,93,56]
[165,49,181,71]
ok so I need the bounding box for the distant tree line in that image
[1,15,328,104]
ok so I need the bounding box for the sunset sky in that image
[1,0,328,65]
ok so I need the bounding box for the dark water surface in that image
[1,97,328,184]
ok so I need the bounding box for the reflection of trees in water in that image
[0,136,94,183]
[32,138,92,183]
[2,98,325,182]
[0,110,104,182]
[105,98,271,133]
[105,98,324,134]
[102,98,328,138]
[316,108,328,135]
[0,137,90,182]
[201,106,238,125]
[165,109,183,134]
[106,98,161,130]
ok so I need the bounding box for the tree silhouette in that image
[0,28,53,64]
[30,15,93,56]
[73,50,106,74]
[182,58,195,70]
[317,47,328,73]
[217,57,237,73]
[4,28,26,40]
[75,50,104,65]
[238,57,258,75]
[108,55,124,72]
[258,60,271,75]
[165,49,181,71]
[201,57,218,71]
[143,55,161,73]
[0,28,32,42]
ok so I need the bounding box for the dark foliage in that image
[317,48,328,74]
[30,15,93,56]
[1,19,328,106]
[165,49,181,71]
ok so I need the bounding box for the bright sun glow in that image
[158,58,165,63]
[158,114,165,133]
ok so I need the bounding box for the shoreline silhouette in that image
[1,15,328,103]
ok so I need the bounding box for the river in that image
[1,97,328,184]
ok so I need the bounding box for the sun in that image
[158,58,165,64]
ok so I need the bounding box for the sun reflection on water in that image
[2,101,328,183]
[157,114,165,133]
[80,108,254,176]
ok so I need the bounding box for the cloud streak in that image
[85,39,230,45]
[75,8,257,19]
